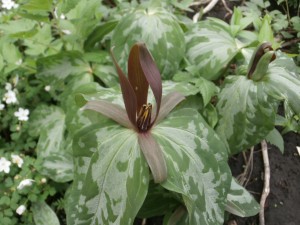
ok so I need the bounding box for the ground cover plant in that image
[0,0,299,225]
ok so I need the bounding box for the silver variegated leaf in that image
[226,179,260,217]
[68,121,149,225]
[111,7,185,79]
[216,75,277,155]
[185,18,251,80]
[30,105,73,182]
[153,108,231,225]
[32,201,60,225]
[265,64,300,114]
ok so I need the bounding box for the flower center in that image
[137,103,152,132]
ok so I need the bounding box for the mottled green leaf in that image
[216,75,277,155]
[225,179,260,217]
[30,105,73,182]
[68,122,149,225]
[265,128,284,153]
[153,109,231,225]
[265,64,300,114]
[111,7,185,79]
[185,18,245,80]
[32,201,60,225]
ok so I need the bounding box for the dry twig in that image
[193,0,219,22]
[237,147,254,187]
[259,140,270,225]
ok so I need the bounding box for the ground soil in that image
[227,131,300,225]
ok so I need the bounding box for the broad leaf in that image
[30,105,73,182]
[153,109,231,225]
[216,75,277,155]
[138,182,180,218]
[32,201,60,225]
[68,122,149,225]
[36,51,90,87]
[185,18,246,80]
[225,179,260,217]
[265,64,300,115]
[265,128,284,154]
[111,7,185,79]
[20,0,52,16]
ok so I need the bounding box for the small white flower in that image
[2,0,18,10]
[16,205,26,215]
[60,14,66,19]
[0,157,11,173]
[14,108,29,121]
[0,103,4,110]
[62,29,72,35]
[5,83,12,91]
[17,179,35,190]
[3,90,17,104]
[15,59,22,66]
[44,85,51,92]
[41,178,47,184]
[11,154,23,168]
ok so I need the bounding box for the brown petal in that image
[111,48,137,128]
[138,132,167,183]
[153,92,185,125]
[83,100,134,130]
[128,44,149,113]
[138,43,162,125]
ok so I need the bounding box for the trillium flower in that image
[83,43,185,183]
[17,179,35,190]
[0,157,11,173]
[16,205,26,215]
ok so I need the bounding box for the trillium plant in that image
[68,43,233,225]
[83,43,185,182]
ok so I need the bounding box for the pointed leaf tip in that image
[138,132,167,183]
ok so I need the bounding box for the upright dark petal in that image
[138,43,162,126]
[128,44,149,114]
[111,48,137,128]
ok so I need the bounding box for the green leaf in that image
[84,20,118,51]
[111,7,185,79]
[153,109,231,225]
[138,182,180,218]
[163,207,189,225]
[20,0,52,16]
[68,122,149,225]
[193,77,218,106]
[0,19,37,35]
[30,105,73,182]
[225,179,260,217]
[265,128,284,153]
[216,75,277,155]
[60,0,80,13]
[265,64,300,115]
[36,51,90,87]
[185,18,246,80]
[32,201,60,225]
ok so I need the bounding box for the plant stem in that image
[259,140,270,225]
[285,0,291,23]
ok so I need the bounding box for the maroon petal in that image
[111,48,137,128]
[128,44,149,113]
[83,100,134,129]
[138,43,162,125]
[153,92,185,125]
[138,132,167,183]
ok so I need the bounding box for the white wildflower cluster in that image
[1,0,18,10]
[2,82,30,122]
[0,154,24,173]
